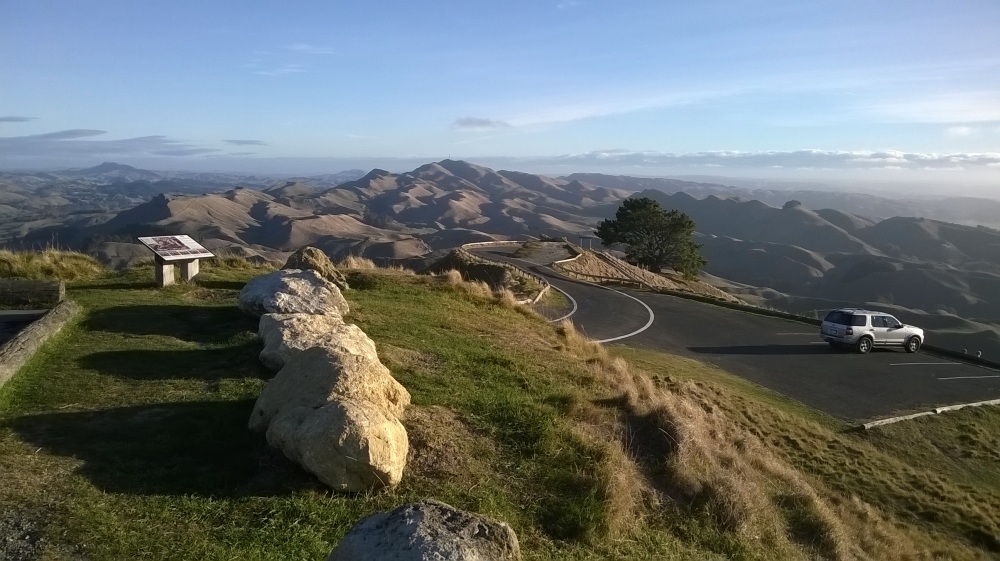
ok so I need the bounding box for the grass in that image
[1,257,999,560]
[0,249,107,281]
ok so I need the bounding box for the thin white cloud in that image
[535,149,1000,170]
[500,86,745,128]
[869,92,1000,123]
[0,116,36,123]
[223,139,267,146]
[286,43,335,55]
[254,63,307,76]
[946,126,975,138]
[453,117,510,131]
[0,129,220,159]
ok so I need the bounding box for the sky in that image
[1,0,999,193]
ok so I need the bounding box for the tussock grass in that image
[338,255,377,270]
[0,249,106,281]
[337,255,415,275]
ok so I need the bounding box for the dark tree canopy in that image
[595,197,707,278]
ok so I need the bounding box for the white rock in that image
[249,345,411,431]
[266,399,409,492]
[257,313,375,372]
[327,499,521,561]
[238,269,349,317]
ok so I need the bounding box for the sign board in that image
[138,235,214,262]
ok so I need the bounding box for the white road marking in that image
[548,284,578,323]
[890,362,958,366]
[938,375,1000,380]
[809,341,829,345]
[594,287,655,343]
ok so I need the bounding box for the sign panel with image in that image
[138,235,215,261]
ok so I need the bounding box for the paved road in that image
[472,247,1000,420]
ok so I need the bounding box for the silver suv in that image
[820,308,924,354]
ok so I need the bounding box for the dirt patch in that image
[404,405,489,479]
[0,509,45,561]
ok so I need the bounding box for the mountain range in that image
[2,159,999,357]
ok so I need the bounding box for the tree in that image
[595,197,706,278]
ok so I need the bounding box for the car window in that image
[824,311,847,324]
[886,316,901,328]
[850,315,867,327]
[871,316,886,328]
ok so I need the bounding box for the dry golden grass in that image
[544,322,933,560]
[0,249,106,281]
[439,268,464,286]
[493,287,519,308]
[338,255,415,274]
[338,255,378,270]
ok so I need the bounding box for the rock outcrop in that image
[327,499,521,561]
[282,246,349,291]
[240,266,409,492]
[238,269,349,317]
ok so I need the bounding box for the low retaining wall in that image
[0,279,64,307]
[0,300,81,390]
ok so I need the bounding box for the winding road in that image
[472,246,1000,421]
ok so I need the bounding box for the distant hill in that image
[3,160,999,358]
[3,159,630,265]
[569,172,1000,227]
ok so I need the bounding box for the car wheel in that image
[905,336,921,353]
[856,337,873,354]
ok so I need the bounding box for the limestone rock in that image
[238,269,349,317]
[327,499,521,561]
[283,246,349,291]
[249,345,411,431]
[266,399,409,492]
[258,313,370,371]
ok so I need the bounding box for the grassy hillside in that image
[1,257,998,560]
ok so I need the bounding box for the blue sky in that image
[1,0,998,191]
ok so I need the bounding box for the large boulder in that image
[266,400,409,492]
[249,345,411,431]
[283,246,349,291]
[238,269,349,317]
[327,499,521,561]
[258,313,370,371]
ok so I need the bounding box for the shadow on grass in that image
[196,280,247,291]
[5,400,320,497]
[83,304,258,344]
[70,282,159,290]
[78,342,269,381]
